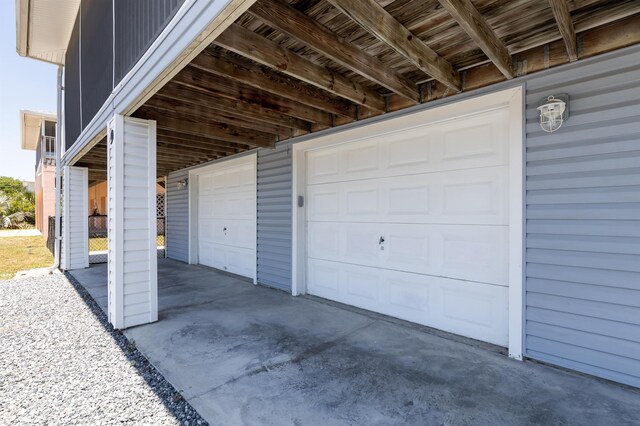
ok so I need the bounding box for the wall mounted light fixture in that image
[537,94,569,133]
[176,178,188,189]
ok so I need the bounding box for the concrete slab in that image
[69,259,640,426]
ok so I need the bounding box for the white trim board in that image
[188,153,258,283]
[292,86,525,359]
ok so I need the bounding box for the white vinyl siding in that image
[62,166,89,271]
[107,115,158,329]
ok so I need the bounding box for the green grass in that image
[0,237,53,279]
[89,236,165,252]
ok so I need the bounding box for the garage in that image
[192,155,257,281]
[294,89,523,349]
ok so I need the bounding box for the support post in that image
[60,166,89,270]
[107,115,158,329]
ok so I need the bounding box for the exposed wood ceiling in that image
[78,0,640,181]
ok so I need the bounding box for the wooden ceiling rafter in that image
[173,66,334,125]
[247,0,420,102]
[214,23,386,113]
[326,0,462,91]
[195,46,360,118]
[548,0,579,62]
[135,108,277,148]
[437,0,514,79]
[159,82,313,132]
[145,95,293,137]
[156,130,246,154]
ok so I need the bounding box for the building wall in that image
[256,145,292,291]
[166,170,190,263]
[114,0,185,85]
[41,165,56,239]
[164,46,640,387]
[35,170,44,234]
[523,47,640,388]
[64,0,185,151]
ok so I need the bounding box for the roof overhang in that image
[20,110,56,150]
[15,0,81,65]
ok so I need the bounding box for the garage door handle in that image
[379,236,385,244]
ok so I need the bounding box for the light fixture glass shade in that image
[537,96,566,133]
[176,178,188,189]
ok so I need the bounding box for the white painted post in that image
[107,115,158,330]
[61,166,89,271]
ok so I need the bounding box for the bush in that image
[0,176,36,228]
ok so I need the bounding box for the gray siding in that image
[166,170,190,263]
[64,0,184,151]
[80,0,113,128]
[114,0,185,85]
[64,11,81,151]
[257,145,292,292]
[524,47,640,388]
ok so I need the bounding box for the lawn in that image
[0,237,52,279]
[89,236,165,252]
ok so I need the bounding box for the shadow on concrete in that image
[63,270,208,425]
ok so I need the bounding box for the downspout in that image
[54,65,63,269]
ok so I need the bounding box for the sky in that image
[0,1,58,182]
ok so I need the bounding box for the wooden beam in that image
[139,106,282,143]
[135,108,277,148]
[194,46,363,117]
[88,144,208,165]
[173,66,333,125]
[388,14,640,111]
[548,0,578,62]
[156,142,224,159]
[326,0,461,92]
[157,130,244,154]
[146,95,292,137]
[438,0,514,79]
[159,82,311,131]
[214,25,385,113]
[248,0,419,102]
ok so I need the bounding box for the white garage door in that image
[306,108,511,346]
[198,156,256,280]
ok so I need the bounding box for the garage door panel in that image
[308,221,507,285]
[440,110,508,163]
[197,156,256,280]
[437,226,509,286]
[206,191,255,218]
[305,106,511,346]
[307,258,508,346]
[306,109,509,186]
[205,218,254,248]
[224,245,255,278]
[308,167,507,225]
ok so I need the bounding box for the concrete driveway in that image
[70,260,640,425]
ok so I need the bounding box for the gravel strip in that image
[0,270,207,426]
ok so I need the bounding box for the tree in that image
[0,176,36,226]
[0,176,28,199]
